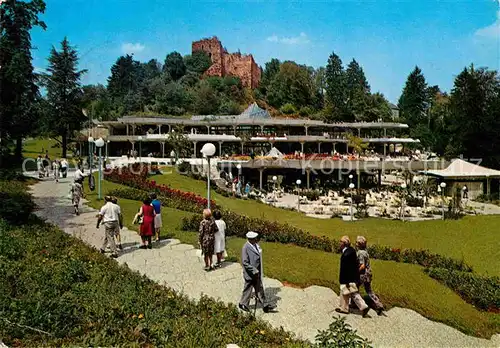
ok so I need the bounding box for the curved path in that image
[29,175,500,348]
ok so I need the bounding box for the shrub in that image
[180,212,472,272]
[0,181,36,224]
[280,103,297,115]
[176,160,192,175]
[303,190,320,201]
[181,211,337,253]
[299,106,313,117]
[425,268,500,311]
[405,196,424,207]
[314,316,372,347]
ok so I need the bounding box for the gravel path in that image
[29,175,500,348]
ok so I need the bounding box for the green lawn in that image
[152,169,499,277]
[85,176,500,338]
[23,137,64,159]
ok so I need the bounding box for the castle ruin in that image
[192,36,261,89]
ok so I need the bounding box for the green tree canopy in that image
[259,58,280,95]
[267,61,314,109]
[42,37,86,158]
[184,51,211,74]
[0,0,46,164]
[325,51,346,121]
[163,51,186,81]
[107,54,143,99]
[398,66,428,128]
[447,66,500,167]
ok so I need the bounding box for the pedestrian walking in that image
[133,197,155,249]
[112,196,123,250]
[60,158,68,178]
[36,155,44,178]
[213,210,226,268]
[96,196,122,258]
[44,154,51,177]
[199,209,217,271]
[53,160,60,183]
[336,236,369,317]
[150,193,162,242]
[71,181,84,215]
[238,231,276,313]
[356,236,384,315]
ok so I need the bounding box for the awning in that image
[421,159,500,179]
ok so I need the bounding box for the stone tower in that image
[192,36,261,89]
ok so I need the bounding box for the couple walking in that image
[198,209,227,271]
[336,235,384,317]
[133,193,163,249]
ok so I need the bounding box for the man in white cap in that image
[238,231,276,313]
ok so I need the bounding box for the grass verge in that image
[152,170,500,277]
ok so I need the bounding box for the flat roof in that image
[99,116,409,129]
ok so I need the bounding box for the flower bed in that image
[425,268,500,311]
[104,164,217,212]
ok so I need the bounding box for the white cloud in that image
[266,35,279,43]
[121,42,146,55]
[266,32,310,45]
[474,8,500,38]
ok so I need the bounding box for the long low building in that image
[97,103,420,158]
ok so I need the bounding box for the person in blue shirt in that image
[150,193,162,242]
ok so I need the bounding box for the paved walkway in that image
[29,175,500,348]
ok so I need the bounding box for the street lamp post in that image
[296,179,302,211]
[88,136,94,174]
[400,183,407,222]
[349,183,355,221]
[272,175,277,200]
[138,136,143,162]
[201,143,216,210]
[94,138,105,200]
[440,182,447,220]
[236,164,242,182]
[170,150,176,165]
[105,140,110,160]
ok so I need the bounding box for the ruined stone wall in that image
[192,36,261,88]
[224,53,260,88]
[192,36,224,76]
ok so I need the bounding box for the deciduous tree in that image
[163,51,186,81]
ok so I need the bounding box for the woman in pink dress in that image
[134,197,155,249]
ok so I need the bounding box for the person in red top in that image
[134,197,155,249]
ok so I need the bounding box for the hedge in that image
[425,268,500,311]
[0,180,36,224]
[180,213,472,272]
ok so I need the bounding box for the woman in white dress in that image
[213,210,226,268]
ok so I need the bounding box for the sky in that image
[31,0,500,103]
